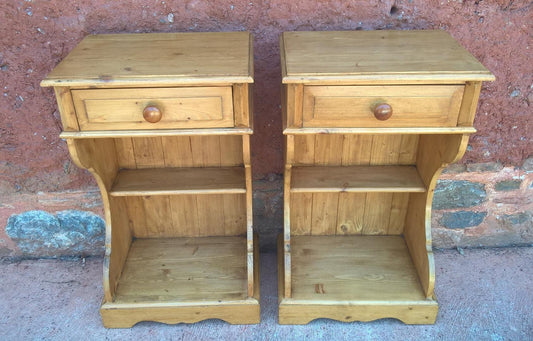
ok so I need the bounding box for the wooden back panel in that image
[291,134,419,236]
[293,134,418,166]
[114,135,243,169]
[120,193,247,238]
[111,135,246,238]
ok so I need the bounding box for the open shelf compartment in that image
[113,236,248,304]
[290,235,425,302]
[278,234,438,324]
[101,235,260,327]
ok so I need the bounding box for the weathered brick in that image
[494,180,521,191]
[466,162,503,172]
[442,164,466,174]
[500,212,531,225]
[440,211,487,229]
[522,156,533,172]
[252,178,283,252]
[0,246,12,257]
[433,180,487,210]
[5,210,105,257]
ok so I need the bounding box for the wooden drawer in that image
[302,85,465,128]
[72,87,234,130]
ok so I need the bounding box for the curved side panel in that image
[404,134,470,297]
[66,138,125,302]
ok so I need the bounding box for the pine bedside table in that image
[41,32,259,328]
[278,30,494,324]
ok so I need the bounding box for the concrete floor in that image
[1,248,532,340]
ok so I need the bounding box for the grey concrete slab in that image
[1,248,532,340]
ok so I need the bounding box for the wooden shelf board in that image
[288,235,426,302]
[283,127,476,135]
[60,127,253,139]
[110,167,246,196]
[291,166,426,193]
[113,236,248,305]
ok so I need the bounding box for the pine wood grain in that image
[72,87,234,130]
[66,138,122,302]
[108,196,133,294]
[388,193,410,234]
[101,235,260,327]
[196,194,226,237]
[222,135,244,166]
[278,235,438,324]
[293,135,315,165]
[314,134,343,166]
[233,83,251,128]
[223,194,246,236]
[132,137,165,168]
[290,193,313,236]
[61,128,253,139]
[161,136,193,167]
[281,30,494,83]
[53,87,79,131]
[336,192,365,235]
[458,81,483,126]
[114,138,136,168]
[289,235,428,301]
[310,193,338,235]
[279,29,493,325]
[285,84,304,128]
[241,134,255,297]
[48,31,257,327]
[42,32,253,87]
[404,134,470,298]
[283,127,476,135]
[191,136,221,167]
[294,134,420,166]
[291,166,426,193]
[123,196,146,237]
[114,136,243,169]
[169,195,200,237]
[302,85,464,128]
[143,196,172,236]
[114,237,247,302]
[278,302,437,325]
[341,135,372,166]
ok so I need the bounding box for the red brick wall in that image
[1,1,531,255]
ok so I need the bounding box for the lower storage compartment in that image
[278,235,438,324]
[101,236,260,327]
[115,237,248,303]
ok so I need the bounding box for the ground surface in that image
[1,0,531,193]
[1,248,532,340]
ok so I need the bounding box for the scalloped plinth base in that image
[101,300,260,328]
[278,300,437,325]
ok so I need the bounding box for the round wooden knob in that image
[373,103,393,121]
[143,106,162,123]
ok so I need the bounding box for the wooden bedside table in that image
[278,30,494,324]
[41,32,259,328]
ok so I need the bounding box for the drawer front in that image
[302,85,465,128]
[72,87,234,130]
